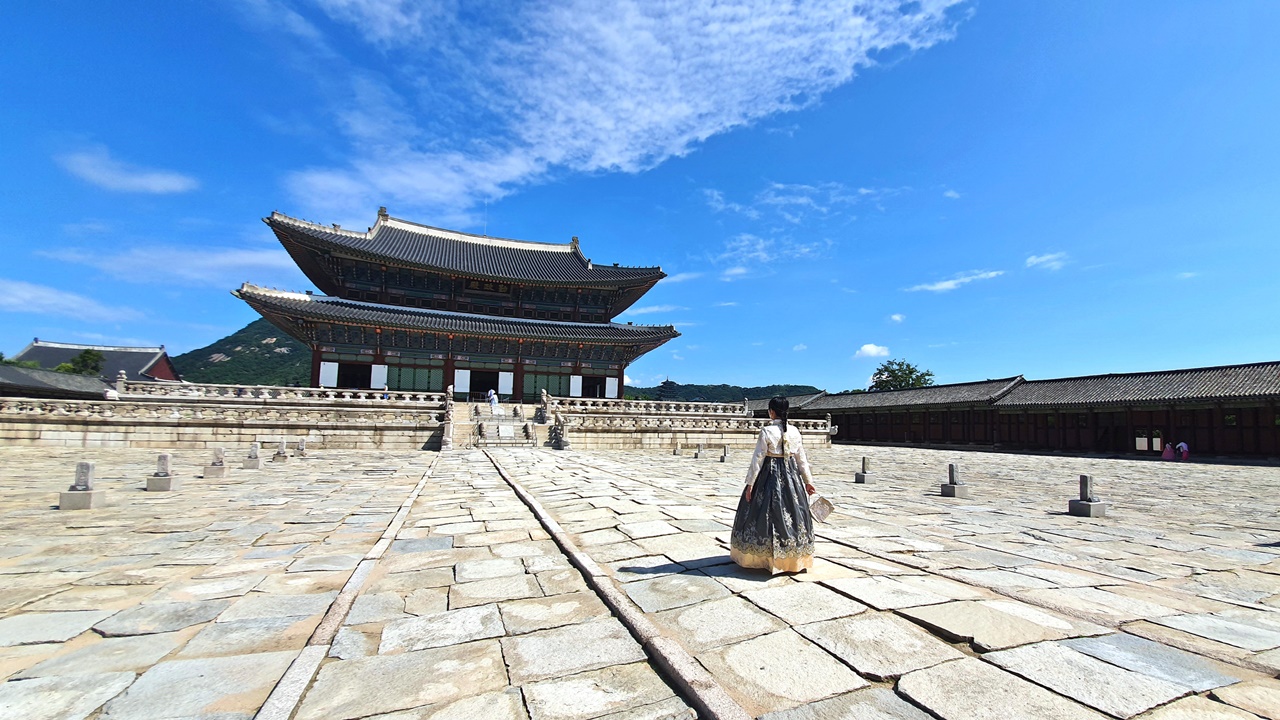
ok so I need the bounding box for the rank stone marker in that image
[243,442,263,470]
[273,439,288,463]
[941,463,971,498]
[720,445,729,463]
[672,442,681,456]
[59,461,107,510]
[694,443,703,459]
[1068,474,1108,517]
[147,453,183,492]
[855,455,876,484]
[296,437,307,457]
[204,447,229,478]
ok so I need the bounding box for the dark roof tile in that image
[995,362,1280,408]
[804,377,1024,411]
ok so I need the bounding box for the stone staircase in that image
[471,404,540,448]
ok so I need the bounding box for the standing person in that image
[1176,440,1189,461]
[730,396,817,574]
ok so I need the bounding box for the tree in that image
[869,359,934,391]
[56,350,105,376]
[0,352,39,369]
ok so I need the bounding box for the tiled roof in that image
[267,212,666,288]
[995,362,1280,408]
[746,392,826,412]
[804,377,1024,411]
[11,340,170,382]
[234,284,680,346]
[0,365,110,399]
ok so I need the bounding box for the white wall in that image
[319,362,338,387]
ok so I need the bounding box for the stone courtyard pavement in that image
[0,444,1277,719]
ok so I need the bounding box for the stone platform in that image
[0,444,1276,719]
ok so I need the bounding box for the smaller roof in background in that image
[11,340,175,382]
[0,365,110,399]
[995,361,1280,408]
[804,377,1024,412]
[746,392,827,412]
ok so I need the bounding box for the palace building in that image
[235,208,678,401]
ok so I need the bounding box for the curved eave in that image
[265,214,666,290]
[233,286,679,350]
[994,394,1280,410]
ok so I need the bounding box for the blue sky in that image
[2,1,1278,390]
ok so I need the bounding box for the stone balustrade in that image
[546,397,748,416]
[118,380,445,406]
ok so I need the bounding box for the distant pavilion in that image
[236,208,678,401]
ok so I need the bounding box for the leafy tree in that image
[0,352,40,369]
[869,359,934,391]
[67,350,106,376]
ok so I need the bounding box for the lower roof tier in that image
[234,283,679,353]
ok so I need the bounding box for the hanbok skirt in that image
[730,456,814,573]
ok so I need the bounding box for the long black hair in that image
[769,395,789,453]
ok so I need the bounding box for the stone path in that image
[0,447,693,720]
[490,444,1280,719]
[0,443,1277,719]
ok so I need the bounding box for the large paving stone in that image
[94,600,231,637]
[985,641,1191,718]
[608,555,688,583]
[1141,695,1266,719]
[219,591,336,622]
[405,688,529,720]
[449,574,543,608]
[498,592,611,635]
[369,566,454,594]
[101,650,295,719]
[1154,613,1280,651]
[288,553,363,572]
[759,687,935,720]
[822,576,950,610]
[634,533,730,568]
[536,568,589,596]
[144,575,265,603]
[0,644,60,680]
[1211,680,1280,719]
[178,616,318,657]
[345,591,409,625]
[899,599,1106,652]
[0,672,136,720]
[297,640,509,720]
[0,610,114,646]
[20,633,185,677]
[1061,632,1244,692]
[697,562,794,594]
[522,662,678,720]
[380,604,505,653]
[25,585,157,612]
[621,573,730,613]
[743,582,868,625]
[898,657,1107,720]
[797,612,964,680]
[454,557,528,582]
[501,618,646,684]
[698,629,868,717]
[1018,587,1180,623]
[655,596,786,652]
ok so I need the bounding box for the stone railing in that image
[546,397,748,416]
[118,379,445,406]
[0,397,445,450]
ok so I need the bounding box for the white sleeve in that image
[744,428,767,488]
[793,430,814,485]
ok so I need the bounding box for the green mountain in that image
[172,319,310,386]
[623,382,823,402]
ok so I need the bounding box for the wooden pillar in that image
[310,349,322,388]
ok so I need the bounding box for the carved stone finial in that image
[71,461,94,491]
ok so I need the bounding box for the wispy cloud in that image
[0,279,142,322]
[1026,252,1068,271]
[720,266,749,282]
[42,246,301,287]
[703,189,760,220]
[1176,272,1198,280]
[263,1,963,218]
[714,301,738,307]
[942,189,961,199]
[889,313,906,323]
[620,304,686,316]
[906,270,1004,292]
[662,272,703,284]
[56,145,199,194]
[705,181,907,226]
[793,344,807,351]
[854,343,890,358]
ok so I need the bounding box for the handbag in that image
[810,495,834,523]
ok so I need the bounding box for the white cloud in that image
[889,313,906,323]
[854,343,890,358]
[706,181,906,226]
[276,0,963,218]
[0,279,142,323]
[56,146,199,194]
[671,352,685,361]
[793,344,807,351]
[720,266,749,282]
[906,269,1004,292]
[1176,272,1198,279]
[1026,252,1068,271]
[42,246,301,287]
[662,272,703,284]
[702,189,760,220]
[943,189,961,199]
[620,304,685,316]
[714,301,738,307]
[624,374,633,385]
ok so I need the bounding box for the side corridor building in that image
[768,361,1280,458]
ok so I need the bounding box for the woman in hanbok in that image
[730,396,817,573]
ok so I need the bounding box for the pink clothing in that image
[1161,443,1174,460]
